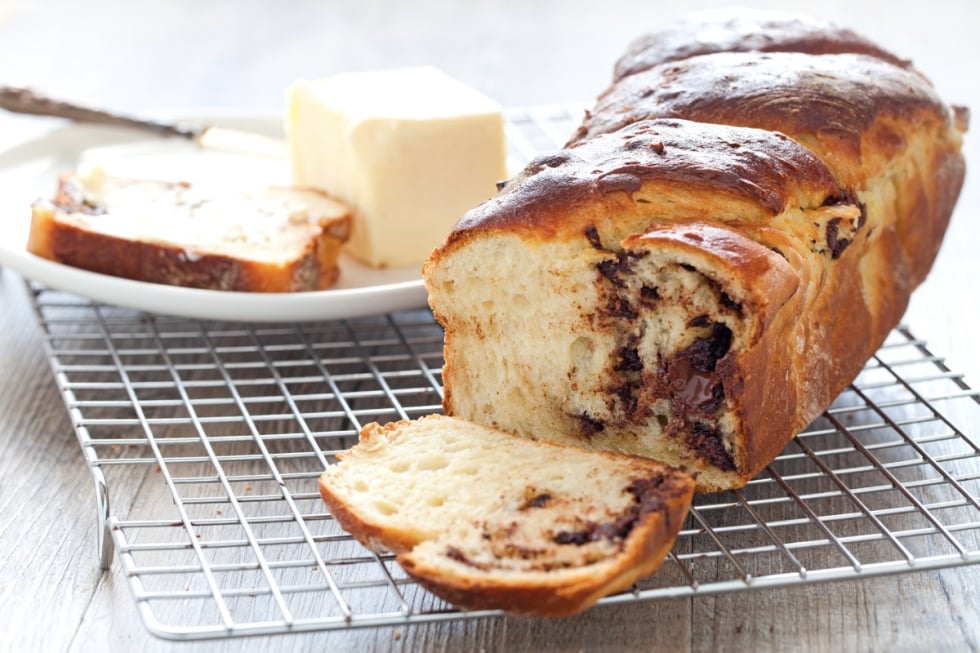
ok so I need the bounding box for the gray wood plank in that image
[2,1,980,651]
[0,274,102,651]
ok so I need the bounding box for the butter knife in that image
[0,85,287,158]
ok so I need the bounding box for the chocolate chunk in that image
[821,192,848,207]
[667,356,724,413]
[577,413,606,437]
[825,217,851,259]
[606,296,639,319]
[584,224,603,249]
[611,383,640,419]
[704,382,726,414]
[640,285,661,304]
[680,323,732,373]
[821,191,865,245]
[719,291,742,314]
[596,251,648,320]
[687,314,711,328]
[553,474,679,547]
[686,423,735,471]
[446,546,470,564]
[519,492,552,510]
[626,476,667,511]
[596,513,638,540]
[554,530,593,546]
[597,253,632,287]
[512,545,548,560]
[554,511,636,545]
[661,323,731,416]
[615,346,644,372]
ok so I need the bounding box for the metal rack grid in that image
[28,286,980,640]
[23,106,980,641]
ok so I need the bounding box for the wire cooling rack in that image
[23,106,980,641]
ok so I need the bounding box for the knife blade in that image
[0,85,287,158]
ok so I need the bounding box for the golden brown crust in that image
[613,9,910,80]
[319,480,420,555]
[573,52,953,189]
[438,118,846,255]
[27,176,351,292]
[397,483,691,617]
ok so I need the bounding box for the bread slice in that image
[27,166,351,292]
[318,415,694,617]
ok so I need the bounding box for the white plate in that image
[0,114,428,322]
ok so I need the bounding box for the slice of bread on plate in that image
[318,414,694,617]
[27,166,351,292]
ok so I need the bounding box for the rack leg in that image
[94,470,113,570]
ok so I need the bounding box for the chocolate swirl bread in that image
[29,168,352,292]
[320,415,694,617]
[423,10,967,491]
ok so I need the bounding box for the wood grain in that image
[1,1,979,651]
[0,273,97,652]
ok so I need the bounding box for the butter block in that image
[286,66,508,268]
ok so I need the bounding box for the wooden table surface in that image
[1,1,978,651]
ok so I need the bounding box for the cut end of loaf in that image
[318,415,694,617]
[428,219,803,491]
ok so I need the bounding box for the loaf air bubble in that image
[416,455,449,471]
[372,499,398,516]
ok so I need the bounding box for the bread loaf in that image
[28,167,351,292]
[318,415,694,617]
[423,11,967,491]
